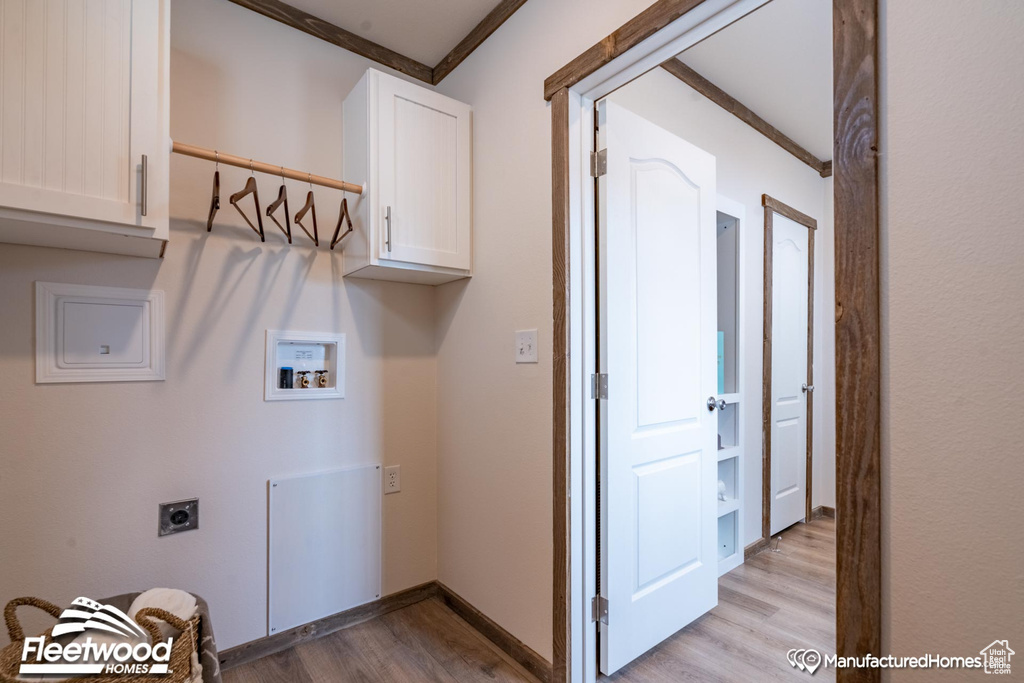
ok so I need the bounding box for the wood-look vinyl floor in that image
[224,517,835,682]
[222,596,541,683]
[604,517,836,682]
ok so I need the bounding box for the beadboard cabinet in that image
[0,0,169,258]
[343,69,472,285]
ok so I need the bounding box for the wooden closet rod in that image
[171,141,363,195]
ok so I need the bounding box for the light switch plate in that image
[516,329,539,364]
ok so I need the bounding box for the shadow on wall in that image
[433,278,471,349]
[343,278,439,360]
[168,217,327,382]
[168,220,262,378]
[0,247,162,364]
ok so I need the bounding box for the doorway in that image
[763,196,820,537]
[548,0,880,681]
[594,20,835,670]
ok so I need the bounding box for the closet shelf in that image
[717,446,742,462]
[718,498,740,517]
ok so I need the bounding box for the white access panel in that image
[268,464,382,635]
[62,302,146,365]
[36,281,164,383]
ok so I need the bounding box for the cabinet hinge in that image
[591,373,608,400]
[591,596,608,624]
[590,149,607,177]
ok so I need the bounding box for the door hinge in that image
[591,596,608,624]
[590,149,607,177]
[591,373,608,399]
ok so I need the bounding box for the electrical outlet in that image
[384,465,401,494]
[515,329,539,363]
[158,498,198,537]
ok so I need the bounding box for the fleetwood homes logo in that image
[19,597,174,676]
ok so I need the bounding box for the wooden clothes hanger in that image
[207,151,220,232]
[266,167,292,244]
[294,174,319,246]
[230,159,265,242]
[331,194,353,250]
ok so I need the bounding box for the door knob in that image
[802,383,814,393]
[707,397,727,412]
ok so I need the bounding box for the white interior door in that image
[769,212,810,534]
[598,101,718,675]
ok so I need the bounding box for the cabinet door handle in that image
[385,205,392,252]
[141,154,148,217]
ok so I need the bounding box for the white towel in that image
[128,588,198,641]
[128,588,202,683]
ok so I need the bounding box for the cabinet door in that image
[376,76,471,271]
[0,0,164,230]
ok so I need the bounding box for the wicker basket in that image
[0,597,199,683]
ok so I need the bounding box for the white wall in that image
[432,0,658,660]
[0,0,438,650]
[607,69,834,545]
[880,0,1024,676]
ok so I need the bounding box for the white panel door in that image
[0,0,164,229]
[376,75,471,270]
[770,213,809,534]
[598,101,718,675]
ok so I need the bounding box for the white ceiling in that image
[284,0,499,66]
[677,0,833,161]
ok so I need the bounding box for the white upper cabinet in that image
[0,0,169,258]
[343,69,472,285]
